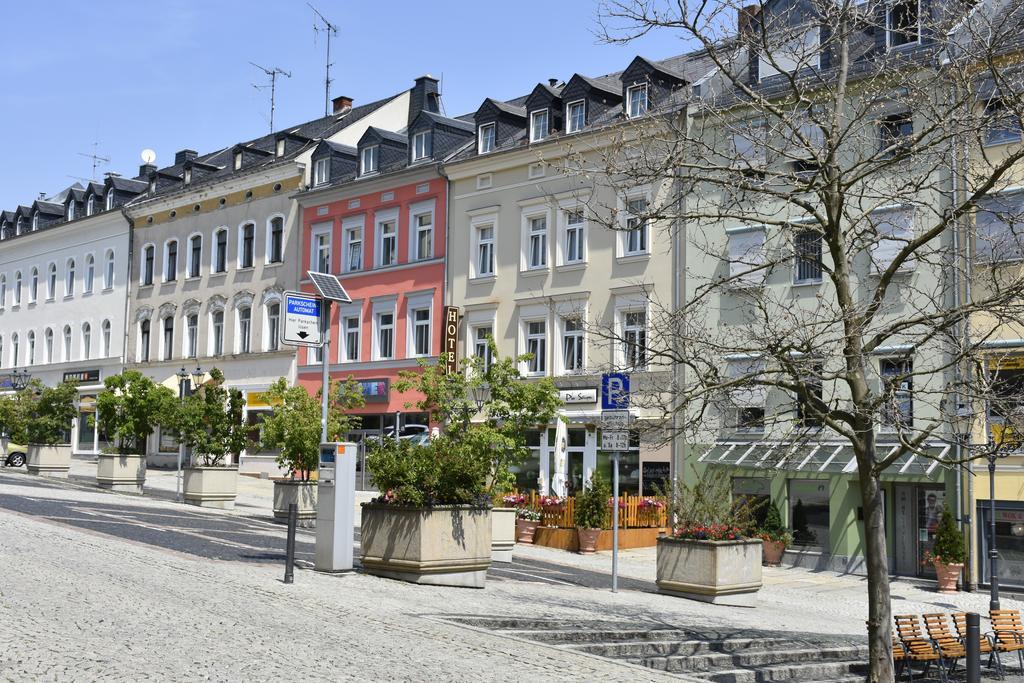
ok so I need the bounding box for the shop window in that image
[989,360,1024,446]
[733,477,771,528]
[880,358,913,430]
[513,430,543,492]
[789,479,829,550]
[978,502,1024,588]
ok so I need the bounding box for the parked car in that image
[4,442,27,468]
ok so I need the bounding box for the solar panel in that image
[307,271,352,303]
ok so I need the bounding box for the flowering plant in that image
[540,495,565,507]
[671,524,745,541]
[607,497,627,510]
[517,507,542,522]
[638,497,666,510]
[503,493,527,507]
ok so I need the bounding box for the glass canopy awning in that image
[698,440,952,479]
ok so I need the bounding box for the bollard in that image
[966,611,980,683]
[284,502,297,584]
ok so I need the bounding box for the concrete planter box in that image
[656,537,763,607]
[273,480,318,527]
[491,507,516,563]
[183,466,238,509]
[360,503,492,588]
[26,444,72,478]
[96,453,146,494]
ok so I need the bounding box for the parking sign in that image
[601,372,630,410]
[282,291,324,347]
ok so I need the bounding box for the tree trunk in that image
[857,432,894,682]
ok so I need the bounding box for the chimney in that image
[548,78,559,88]
[139,163,157,177]
[738,4,761,37]
[332,95,353,115]
[174,148,198,165]
[104,171,121,178]
[408,74,440,126]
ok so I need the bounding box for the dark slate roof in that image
[366,126,408,145]
[322,140,357,156]
[417,109,477,132]
[0,210,15,223]
[33,200,64,216]
[484,98,528,118]
[86,182,105,196]
[68,188,86,202]
[575,73,622,97]
[108,176,148,192]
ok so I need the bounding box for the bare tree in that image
[548,0,1024,679]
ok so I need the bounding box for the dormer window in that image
[530,110,549,142]
[360,145,379,175]
[276,138,286,157]
[567,100,586,133]
[313,157,330,186]
[149,178,156,194]
[31,212,39,231]
[627,84,648,119]
[16,218,23,235]
[183,167,192,185]
[478,123,496,154]
[105,191,115,211]
[87,195,95,216]
[412,131,432,161]
[887,0,920,48]
[66,202,75,221]
[234,152,242,170]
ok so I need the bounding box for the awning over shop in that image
[698,440,952,479]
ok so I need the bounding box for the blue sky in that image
[0,1,692,210]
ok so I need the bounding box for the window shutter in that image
[728,358,767,407]
[727,229,767,286]
[870,208,915,272]
[977,194,1024,262]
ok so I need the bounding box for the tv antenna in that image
[250,62,292,133]
[77,142,110,180]
[308,3,338,117]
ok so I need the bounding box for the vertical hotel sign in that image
[442,306,460,374]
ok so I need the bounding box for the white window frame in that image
[163,239,178,283]
[372,299,397,361]
[471,214,497,279]
[412,130,432,161]
[566,100,586,133]
[45,328,53,363]
[409,200,435,262]
[13,271,21,307]
[236,304,252,354]
[187,233,203,278]
[266,214,285,265]
[870,206,916,273]
[530,110,549,142]
[726,226,769,288]
[65,258,75,297]
[620,308,648,371]
[478,123,495,154]
[209,308,225,356]
[238,222,255,269]
[62,325,72,362]
[102,319,111,357]
[559,207,587,266]
[375,209,399,268]
[185,312,199,359]
[406,293,434,358]
[160,317,173,361]
[313,157,330,186]
[342,217,363,273]
[471,322,495,373]
[559,315,586,375]
[29,268,37,303]
[104,250,115,290]
[886,0,921,49]
[522,208,550,272]
[340,307,361,363]
[521,317,548,377]
[84,254,95,294]
[626,83,649,119]
[311,222,333,274]
[263,297,282,353]
[618,189,652,258]
[46,263,56,300]
[212,228,228,274]
[360,145,379,175]
[105,189,115,211]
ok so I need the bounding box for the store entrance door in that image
[894,485,917,576]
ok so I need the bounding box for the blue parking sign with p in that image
[601,373,630,410]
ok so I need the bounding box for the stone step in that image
[695,659,869,683]
[575,637,798,659]
[641,645,869,674]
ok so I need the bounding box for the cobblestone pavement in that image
[2,467,1022,681]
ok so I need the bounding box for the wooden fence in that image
[515,491,668,529]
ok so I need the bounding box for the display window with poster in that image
[917,486,945,578]
[978,501,1024,590]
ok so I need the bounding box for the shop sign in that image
[642,462,671,496]
[63,369,101,383]
[601,430,629,451]
[246,391,281,409]
[559,388,597,404]
[996,509,1024,524]
[989,355,1024,370]
[357,379,389,403]
[442,306,460,374]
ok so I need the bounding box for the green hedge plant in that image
[27,381,80,446]
[575,471,611,530]
[930,506,966,566]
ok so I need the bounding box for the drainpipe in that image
[119,205,136,372]
[671,107,688,487]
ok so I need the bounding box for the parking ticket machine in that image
[315,442,356,572]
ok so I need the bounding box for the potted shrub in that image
[929,506,966,593]
[655,468,763,606]
[174,368,248,509]
[259,376,364,526]
[25,380,79,478]
[515,503,542,544]
[757,502,793,566]
[575,471,611,554]
[95,371,176,493]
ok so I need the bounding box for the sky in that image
[0,1,693,210]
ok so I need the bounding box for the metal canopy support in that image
[796,444,821,471]
[818,444,845,472]
[734,442,759,466]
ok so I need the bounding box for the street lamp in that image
[175,366,203,502]
[471,383,491,413]
[9,368,31,391]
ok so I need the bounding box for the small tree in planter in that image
[259,376,364,524]
[25,380,79,478]
[928,506,966,594]
[757,503,793,566]
[95,370,176,491]
[574,471,611,554]
[173,368,249,509]
[656,467,763,606]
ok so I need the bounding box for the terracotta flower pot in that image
[577,528,601,554]
[933,560,963,594]
[516,519,539,544]
[762,540,786,566]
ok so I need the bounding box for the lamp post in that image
[957,406,1004,611]
[471,383,491,413]
[176,366,203,502]
[10,368,31,391]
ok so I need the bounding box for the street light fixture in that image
[190,366,205,390]
[471,383,491,413]
[9,368,31,391]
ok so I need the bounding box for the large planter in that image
[577,528,601,554]
[934,560,963,594]
[491,507,516,563]
[273,480,318,527]
[360,503,492,588]
[183,466,238,509]
[516,518,539,544]
[26,444,72,478]
[656,537,763,607]
[96,453,146,494]
[762,539,786,566]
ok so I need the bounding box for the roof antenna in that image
[77,142,110,181]
[250,61,292,134]
[308,3,339,117]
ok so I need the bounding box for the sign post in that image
[601,372,630,594]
